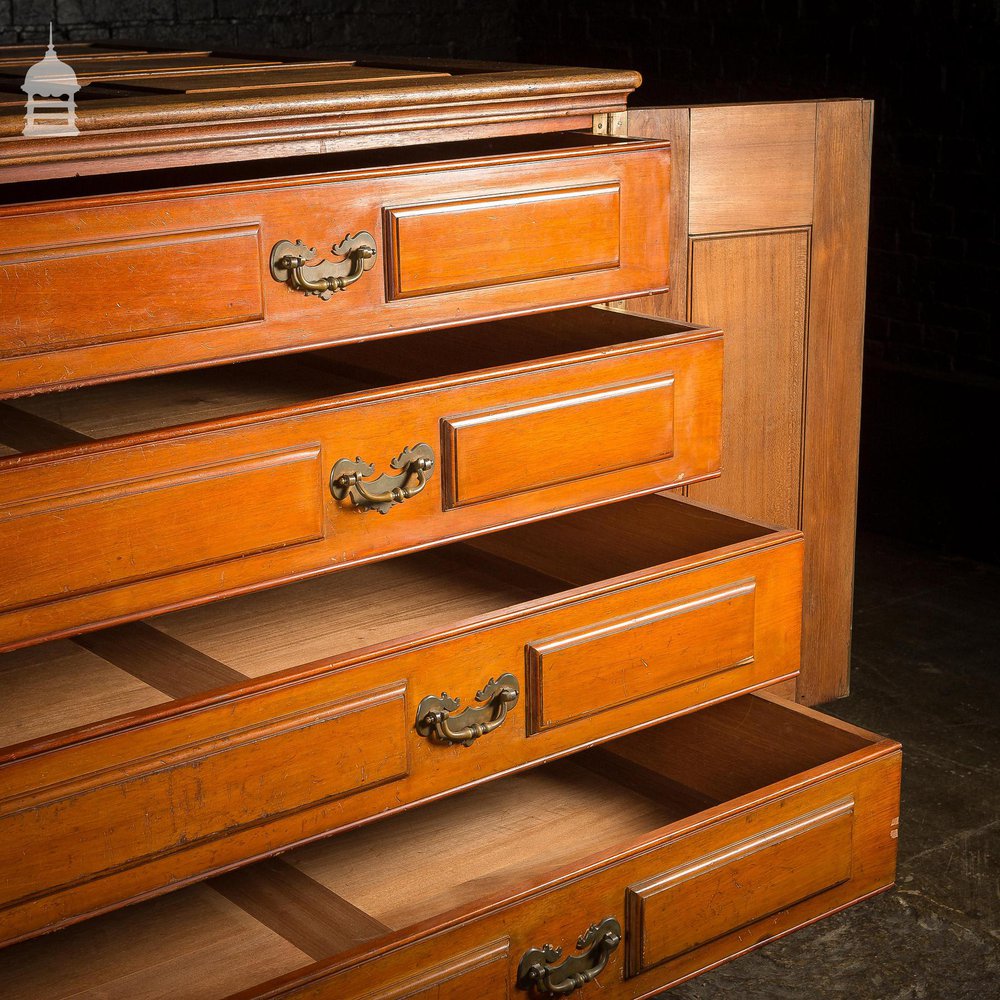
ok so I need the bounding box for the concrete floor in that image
[663,533,1000,999]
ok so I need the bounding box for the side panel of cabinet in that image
[615,100,873,704]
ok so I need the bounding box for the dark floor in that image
[662,533,1000,999]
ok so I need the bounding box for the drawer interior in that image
[0,494,772,756]
[0,695,887,999]
[2,131,651,206]
[0,308,693,454]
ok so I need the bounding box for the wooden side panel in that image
[686,230,809,528]
[626,799,854,974]
[0,226,263,354]
[0,685,408,911]
[441,375,675,509]
[525,581,756,732]
[386,184,620,298]
[688,104,816,234]
[623,100,872,704]
[799,101,873,704]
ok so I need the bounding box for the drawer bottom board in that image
[0,694,901,1000]
[0,494,803,948]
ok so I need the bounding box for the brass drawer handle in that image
[270,232,377,300]
[517,917,622,996]
[330,443,435,514]
[415,673,520,747]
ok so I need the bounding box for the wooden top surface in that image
[0,42,641,183]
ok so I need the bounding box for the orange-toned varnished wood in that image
[0,310,720,652]
[384,181,621,298]
[618,99,872,705]
[0,494,802,946]
[0,695,901,999]
[0,135,668,397]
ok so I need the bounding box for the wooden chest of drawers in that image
[0,44,894,999]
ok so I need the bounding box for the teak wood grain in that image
[800,100,873,705]
[687,229,809,528]
[0,695,901,999]
[618,99,872,704]
[687,103,816,234]
[0,135,668,397]
[0,494,802,946]
[0,43,887,999]
[0,309,721,653]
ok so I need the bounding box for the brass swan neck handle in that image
[415,674,520,747]
[516,917,622,995]
[270,233,377,300]
[330,444,435,515]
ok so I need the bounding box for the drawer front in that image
[0,683,408,914]
[0,447,325,615]
[353,941,510,1000]
[0,225,265,355]
[0,501,799,946]
[0,332,721,652]
[0,141,668,397]
[249,709,901,1000]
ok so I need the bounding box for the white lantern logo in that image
[21,25,81,138]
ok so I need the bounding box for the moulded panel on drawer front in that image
[384,182,620,298]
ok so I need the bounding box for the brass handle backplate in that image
[415,673,520,747]
[330,443,435,515]
[270,232,377,300]
[516,917,622,996]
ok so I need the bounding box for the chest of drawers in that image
[0,44,898,999]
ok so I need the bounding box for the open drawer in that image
[0,307,722,652]
[0,493,801,946]
[0,132,668,397]
[0,694,901,999]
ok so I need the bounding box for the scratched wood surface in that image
[0,43,642,182]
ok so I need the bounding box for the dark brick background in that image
[0,0,517,57]
[2,1,996,559]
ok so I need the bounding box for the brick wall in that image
[519,0,998,386]
[517,0,999,559]
[0,0,517,59]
